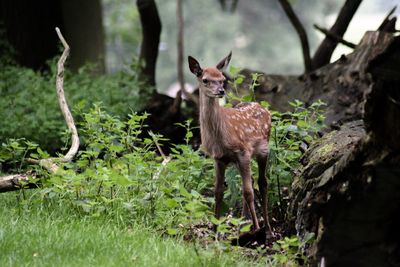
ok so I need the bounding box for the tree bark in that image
[287,32,400,266]
[60,0,105,73]
[0,173,38,192]
[137,0,162,89]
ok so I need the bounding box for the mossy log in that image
[285,32,400,266]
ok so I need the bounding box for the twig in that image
[27,27,79,173]
[149,131,171,180]
[278,0,312,73]
[314,24,356,49]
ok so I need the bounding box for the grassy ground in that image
[0,191,264,267]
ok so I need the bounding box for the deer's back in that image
[220,102,271,157]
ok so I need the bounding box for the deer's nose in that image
[218,88,225,95]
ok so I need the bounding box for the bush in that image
[0,60,147,151]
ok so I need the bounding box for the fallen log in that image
[287,32,400,266]
[232,31,396,128]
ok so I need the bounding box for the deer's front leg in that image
[214,159,226,219]
[237,154,260,230]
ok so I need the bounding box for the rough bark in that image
[0,173,38,193]
[60,0,105,72]
[137,0,162,88]
[288,32,400,266]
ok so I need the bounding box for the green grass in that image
[0,192,264,267]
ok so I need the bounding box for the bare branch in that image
[278,0,312,73]
[312,0,362,69]
[314,24,356,49]
[377,6,397,33]
[55,27,79,162]
[26,27,79,173]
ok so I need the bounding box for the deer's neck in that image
[199,92,226,158]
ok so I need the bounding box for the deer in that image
[188,52,273,238]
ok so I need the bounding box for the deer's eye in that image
[202,79,208,84]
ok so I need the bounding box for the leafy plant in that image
[269,233,315,266]
[224,68,326,218]
[0,59,148,152]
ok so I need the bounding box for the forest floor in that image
[0,192,268,267]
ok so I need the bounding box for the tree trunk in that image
[0,0,105,72]
[60,0,105,73]
[137,0,162,89]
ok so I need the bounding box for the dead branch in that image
[0,173,39,193]
[312,0,362,69]
[26,27,79,173]
[314,24,356,49]
[278,0,312,73]
[377,6,397,33]
[0,27,78,192]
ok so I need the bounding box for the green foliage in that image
[225,69,326,216]
[1,65,325,264]
[1,106,213,232]
[0,60,147,151]
[0,99,323,263]
[268,233,315,266]
[268,99,326,213]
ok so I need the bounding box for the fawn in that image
[188,52,273,238]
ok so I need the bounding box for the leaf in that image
[184,201,197,211]
[179,186,191,199]
[296,120,308,128]
[242,95,253,102]
[167,228,178,235]
[190,189,201,198]
[210,216,222,225]
[164,198,178,208]
[115,175,131,186]
[240,224,252,233]
[235,77,244,85]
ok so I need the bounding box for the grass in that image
[0,192,265,267]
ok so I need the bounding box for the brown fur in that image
[189,53,273,238]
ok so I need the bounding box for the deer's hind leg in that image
[257,148,273,237]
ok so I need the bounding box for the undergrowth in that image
[0,59,148,152]
[0,67,325,266]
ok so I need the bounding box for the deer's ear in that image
[216,51,232,71]
[188,56,203,77]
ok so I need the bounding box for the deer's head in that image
[188,52,232,98]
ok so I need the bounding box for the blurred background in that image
[1,0,399,92]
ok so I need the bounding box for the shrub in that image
[0,60,147,151]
